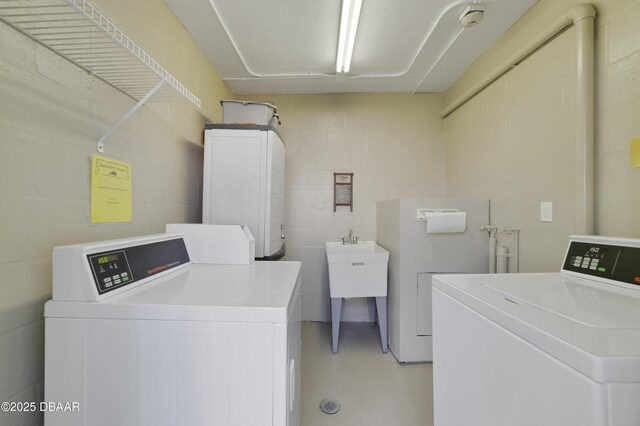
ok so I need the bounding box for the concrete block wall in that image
[240,94,445,321]
[444,26,577,272]
[443,0,640,271]
[0,0,232,423]
[597,0,640,237]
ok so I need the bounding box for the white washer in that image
[432,235,640,426]
[44,233,302,426]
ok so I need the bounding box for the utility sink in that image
[325,241,389,353]
[325,241,389,298]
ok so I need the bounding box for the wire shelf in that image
[0,0,201,108]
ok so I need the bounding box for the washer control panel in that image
[563,238,640,286]
[87,238,190,295]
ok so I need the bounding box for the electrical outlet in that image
[540,202,553,222]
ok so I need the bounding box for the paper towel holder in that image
[416,208,459,221]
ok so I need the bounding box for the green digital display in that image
[97,254,118,264]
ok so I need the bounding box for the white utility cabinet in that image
[203,124,285,260]
[376,198,489,362]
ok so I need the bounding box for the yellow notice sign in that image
[91,154,132,223]
[632,138,640,168]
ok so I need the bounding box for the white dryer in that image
[45,233,302,426]
[203,124,286,260]
[432,235,640,426]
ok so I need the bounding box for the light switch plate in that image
[540,201,553,222]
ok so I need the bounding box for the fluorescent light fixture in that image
[336,0,351,73]
[336,0,362,74]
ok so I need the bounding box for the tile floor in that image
[300,321,434,426]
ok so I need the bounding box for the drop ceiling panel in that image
[164,0,538,95]
[209,0,340,75]
[350,0,447,75]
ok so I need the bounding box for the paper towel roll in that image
[424,212,467,233]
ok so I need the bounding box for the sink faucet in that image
[342,229,359,245]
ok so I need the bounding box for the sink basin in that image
[325,241,389,298]
[326,241,390,353]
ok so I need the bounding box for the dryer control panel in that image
[87,238,189,295]
[88,250,132,293]
[52,234,191,301]
[563,236,640,287]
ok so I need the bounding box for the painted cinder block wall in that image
[444,0,640,271]
[0,0,232,423]
[240,93,446,321]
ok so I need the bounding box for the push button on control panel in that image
[88,250,134,294]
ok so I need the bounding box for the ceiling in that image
[164,0,537,95]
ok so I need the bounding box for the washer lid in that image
[433,272,640,383]
[484,279,640,329]
[45,261,301,324]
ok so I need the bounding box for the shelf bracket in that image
[97,79,165,153]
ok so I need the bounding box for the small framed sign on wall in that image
[333,172,353,212]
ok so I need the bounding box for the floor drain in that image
[320,398,340,414]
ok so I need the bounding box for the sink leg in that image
[368,297,377,328]
[375,297,388,353]
[331,297,343,353]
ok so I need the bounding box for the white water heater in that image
[203,124,285,260]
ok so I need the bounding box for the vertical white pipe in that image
[496,246,509,273]
[489,236,496,273]
[571,7,596,234]
[513,229,520,273]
